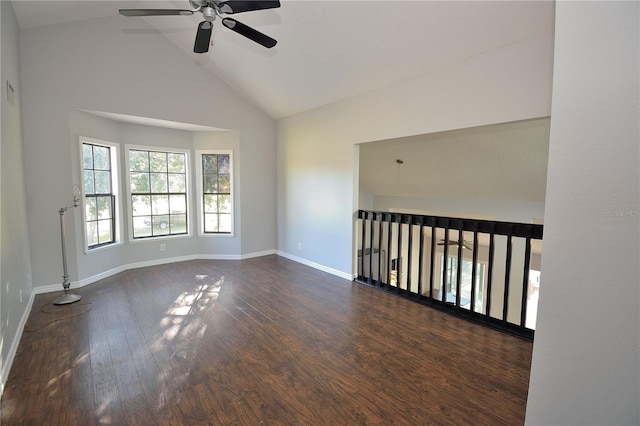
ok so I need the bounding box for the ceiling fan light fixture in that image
[219,4,234,14]
[223,18,236,29]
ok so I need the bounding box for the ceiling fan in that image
[119,0,280,53]
[437,239,472,250]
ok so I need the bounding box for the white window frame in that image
[125,144,191,242]
[195,150,235,237]
[79,137,121,253]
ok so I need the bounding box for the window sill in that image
[84,241,123,255]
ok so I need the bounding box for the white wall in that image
[277,32,553,276]
[1,0,33,392]
[19,15,277,289]
[526,2,639,425]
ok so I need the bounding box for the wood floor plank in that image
[1,256,532,425]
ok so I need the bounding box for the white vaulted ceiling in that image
[11,0,555,119]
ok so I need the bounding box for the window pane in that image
[84,170,95,194]
[171,214,187,233]
[86,221,98,246]
[85,197,97,221]
[218,195,231,213]
[151,195,169,215]
[94,171,111,194]
[153,215,170,235]
[168,174,185,193]
[132,195,151,216]
[204,194,217,213]
[150,173,168,193]
[169,195,186,214]
[96,196,112,220]
[203,154,217,173]
[133,216,152,238]
[129,150,149,172]
[130,172,150,193]
[218,214,232,233]
[203,175,217,193]
[168,153,185,173]
[218,155,230,174]
[83,144,93,169]
[93,146,110,170]
[150,152,167,172]
[204,213,218,233]
[97,219,113,244]
[218,175,230,193]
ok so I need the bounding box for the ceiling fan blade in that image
[437,239,471,249]
[218,1,281,14]
[194,21,213,53]
[222,18,277,48]
[119,9,195,17]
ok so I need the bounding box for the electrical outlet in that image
[298,243,302,251]
[160,244,166,252]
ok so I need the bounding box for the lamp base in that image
[53,293,82,305]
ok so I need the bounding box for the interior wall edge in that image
[0,289,36,399]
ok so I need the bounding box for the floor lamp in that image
[53,185,82,305]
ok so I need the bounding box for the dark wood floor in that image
[1,255,533,425]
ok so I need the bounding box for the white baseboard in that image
[1,289,36,398]
[198,249,276,260]
[276,251,352,281]
[33,250,279,294]
[241,249,277,259]
[34,250,349,294]
[196,254,241,260]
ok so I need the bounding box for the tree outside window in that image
[129,149,188,238]
[82,142,116,249]
[202,152,232,234]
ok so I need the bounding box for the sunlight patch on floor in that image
[150,274,227,409]
[165,276,224,317]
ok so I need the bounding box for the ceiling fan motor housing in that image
[201,6,216,22]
